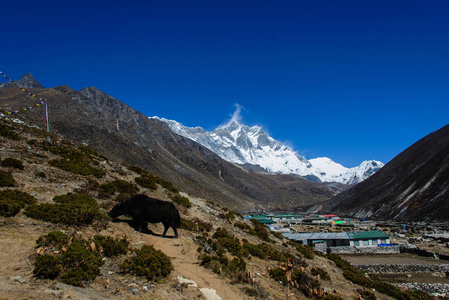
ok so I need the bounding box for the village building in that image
[271,214,303,224]
[244,214,274,224]
[282,230,394,253]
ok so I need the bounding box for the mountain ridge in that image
[326,123,449,221]
[0,75,336,212]
[154,116,384,184]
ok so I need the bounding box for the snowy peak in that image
[308,158,384,184]
[346,160,384,184]
[153,117,383,184]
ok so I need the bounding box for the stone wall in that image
[353,263,449,273]
[400,245,449,261]
[328,245,400,254]
[392,283,449,298]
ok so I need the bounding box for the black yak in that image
[109,194,181,238]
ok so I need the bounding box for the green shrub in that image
[271,231,284,240]
[126,164,149,175]
[1,157,24,170]
[92,235,129,257]
[46,144,86,161]
[196,228,251,283]
[235,222,256,234]
[60,240,103,286]
[244,285,269,298]
[35,171,46,178]
[212,227,247,257]
[27,139,38,146]
[77,145,104,160]
[34,255,62,279]
[36,231,71,250]
[99,179,139,197]
[291,267,321,297]
[24,193,105,226]
[134,175,158,190]
[49,159,105,178]
[268,267,287,285]
[120,244,173,282]
[171,194,192,208]
[0,201,21,217]
[180,218,212,232]
[115,193,130,203]
[134,174,179,193]
[243,240,267,259]
[0,189,37,217]
[218,207,236,220]
[0,189,37,206]
[258,243,297,263]
[322,295,344,300]
[292,242,315,259]
[157,179,179,193]
[0,169,15,187]
[356,289,377,300]
[0,122,20,140]
[311,267,330,280]
[53,192,98,206]
[249,219,273,242]
[199,254,247,282]
[33,231,106,286]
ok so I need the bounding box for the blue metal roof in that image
[282,232,349,241]
[283,231,390,242]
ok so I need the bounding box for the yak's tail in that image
[173,207,181,228]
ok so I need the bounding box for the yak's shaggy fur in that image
[109,194,181,238]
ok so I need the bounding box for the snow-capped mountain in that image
[154,117,383,184]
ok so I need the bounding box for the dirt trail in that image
[0,219,52,298]
[109,221,250,300]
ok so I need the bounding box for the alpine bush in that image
[92,235,129,257]
[171,194,192,208]
[0,122,20,140]
[49,159,105,178]
[0,201,21,217]
[1,157,24,170]
[60,240,103,286]
[311,267,330,280]
[125,164,149,175]
[33,232,103,286]
[134,175,158,190]
[98,179,139,197]
[34,255,62,279]
[24,193,106,226]
[0,189,37,217]
[120,244,173,282]
[0,169,15,187]
[33,231,129,287]
[180,218,212,233]
[36,230,71,250]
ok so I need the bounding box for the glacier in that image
[153,117,383,184]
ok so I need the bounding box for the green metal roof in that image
[348,230,389,239]
[273,214,303,218]
[249,216,274,224]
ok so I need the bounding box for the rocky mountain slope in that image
[0,116,401,300]
[0,74,336,212]
[326,124,449,222]
[155,117,384,184]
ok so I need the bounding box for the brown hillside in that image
[0,77,335,212]
[327,124,449,222]
[0,117,399,300]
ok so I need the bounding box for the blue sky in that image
[1,0,448,167]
